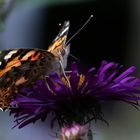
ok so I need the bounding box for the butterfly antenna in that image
[70,54,80,62]
[66,15,93,45]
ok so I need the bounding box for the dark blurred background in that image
[0,0,140,140]
[1,0,130,66]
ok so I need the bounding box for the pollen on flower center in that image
[61,76,70,86]
[78,74,85,88]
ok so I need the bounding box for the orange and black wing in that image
[47,21,70,56]
[47,21,70,70]
[0,48,45,109]
[0,48,43,78]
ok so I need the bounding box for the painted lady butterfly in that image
[0,21,70,110]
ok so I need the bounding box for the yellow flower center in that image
[78,74,85,88]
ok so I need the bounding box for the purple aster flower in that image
[9,61,140,129]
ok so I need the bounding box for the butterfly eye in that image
[61,49,65,56]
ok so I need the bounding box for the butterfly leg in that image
[59,60,71,87]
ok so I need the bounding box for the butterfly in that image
[0,21,70,110]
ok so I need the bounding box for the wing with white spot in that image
[47,21,70,54]
[47,21,70,70]
[0,48,44,77]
